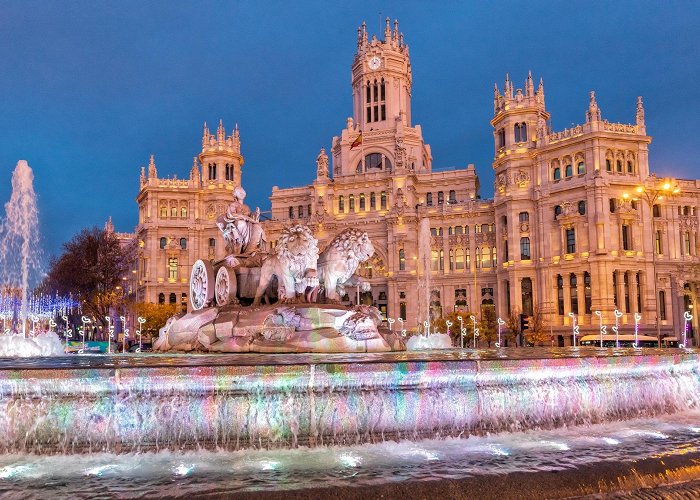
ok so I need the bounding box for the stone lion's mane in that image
[328,228,372,258]
[275,224,319,282]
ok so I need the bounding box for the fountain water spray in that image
[0,161,41,337]
[417,218,432,326]
[613,309,623,348]
[594,311,605,347]
[470,315,479,348]
[497,317,505,348]
[683,311,692,348]
[137,316,146,352]
[569,312,578,347]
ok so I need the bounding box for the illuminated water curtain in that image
[0,292,80,334]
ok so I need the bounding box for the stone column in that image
[615,269,625,314]
[563,274,571,319]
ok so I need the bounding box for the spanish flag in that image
[350,132,362,149]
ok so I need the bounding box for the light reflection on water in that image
[1,410,700,498]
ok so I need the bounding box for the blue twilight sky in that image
[1,0,699,260]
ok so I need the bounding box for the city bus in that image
[579,334,659,348]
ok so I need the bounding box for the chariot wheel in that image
[215,265,238,306]
[190,259,215,310]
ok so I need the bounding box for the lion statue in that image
[317,228,375,303]
[253,224,319,305]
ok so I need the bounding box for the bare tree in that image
[39,227,136,330]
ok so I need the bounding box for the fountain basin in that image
[0,349,698,454]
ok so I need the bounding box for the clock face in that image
[368,56,381,70]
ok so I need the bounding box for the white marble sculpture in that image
[317,228,374,303]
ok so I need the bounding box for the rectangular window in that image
[399,302,407,321]
[557,275,564,315]
[380,192,387,210]
[655,230,663,254]
[399,249,405,271]
[659,291,666,320]
[570,274,579,315]
[168,258,178,281]
[622,225,631,251]
[455,248,465,270]
[289,206,294,219]
[684,231,691,255]
[370,192,376,209]
[566,228,576,253]
[437,191,444,205]
[624,273,630,313]
[584,272,592,314]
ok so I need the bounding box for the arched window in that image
[503,240,509,261]
[158,293,165,304]
[475,247,481,268]
[514,123,521,142]
[169,293,177,304]
[578,200,586,215]
[481,224,489,233]
[606,159,612,171]
[577,161,585,175]
[565,164,573,177]
[554,205,562,218]
[616,159,622,172]
[431,250,440,271]
[181,206,187,218]
[570,273,579,314]
[209,238,216,247]
[437,191,444,205]
[359,153,391,171]
[349,195,355,212]
[338,195,344,213]
[380,191,387,210]
[520,237,531,260]
[180,238,187,249]
[159,237,167,249]
[553,167,561,180]
[289,206,294,219]
[448,190,456,203]
[521,122,527,141]
[449,249,455,271]
[481,247,491,268]
[475,224,482,233]
[171,206,177,217]
[160,206,168,218]
[497,128,506,148]
[426,193,433,206]
[557,275,564,315]
[359,193,365,211]
[209,163,217,180]
[627,160,633,173]
[298,205,304,218]
[466,248,471,269]
[454,225,463,235]
[653,204,661,217]
[399,249,405,271]
[455,248,465,270]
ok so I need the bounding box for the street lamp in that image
[627,176,680,347]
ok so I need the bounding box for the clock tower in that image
[351,18,412,130]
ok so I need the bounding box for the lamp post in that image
[626,176,680,348]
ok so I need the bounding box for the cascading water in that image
[0,350,698,454]
[0,161,41,337]
[417,217,431,328]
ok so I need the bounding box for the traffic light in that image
[520,314,530,332]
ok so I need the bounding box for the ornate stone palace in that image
[135,19,700,344]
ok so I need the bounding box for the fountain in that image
[155,186,403,353]
[0,160,64,356]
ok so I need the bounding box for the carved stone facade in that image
[135,20,700,344]
[265,19,700,343]
[134,121,244,310]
